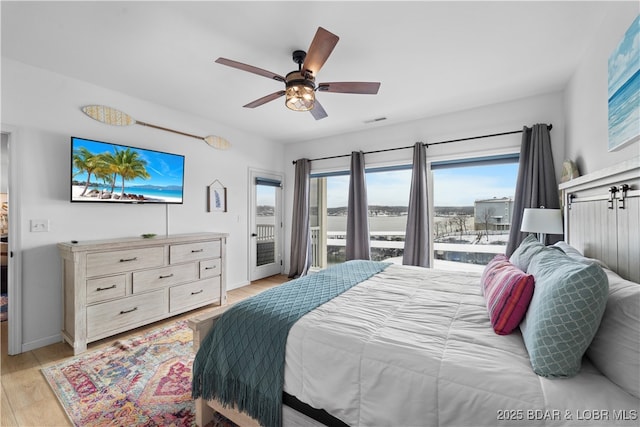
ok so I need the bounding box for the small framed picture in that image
[207,180,227,212]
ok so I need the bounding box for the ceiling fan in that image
[215,27,381,120]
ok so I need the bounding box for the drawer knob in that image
[159,273,174,279]
[205,266,217,270]
[191,249,204,253]
[191,290,204,295]
[119,307,138,315]
[119,257,138,263]
[96,284,117,291]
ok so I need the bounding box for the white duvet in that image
[283,264,639,427]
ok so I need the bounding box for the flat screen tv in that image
[71,136,185,204]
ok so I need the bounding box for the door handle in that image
[251,233,258,237]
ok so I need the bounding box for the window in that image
[310,166,411,268]
[432,154,519,269]
[310,154,519,271]
[310,173,349,267]
[365,167,412,262]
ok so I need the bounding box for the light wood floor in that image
[0,275,288,426]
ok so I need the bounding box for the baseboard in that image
[227,280,250,291]
[22,333,62,353]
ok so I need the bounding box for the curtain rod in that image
[292,124,552,165]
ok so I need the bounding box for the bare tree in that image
[453,215,467,240]
[447,217,455,235]
[434,221,443,239]
[480,208,496,242]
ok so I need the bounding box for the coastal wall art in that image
[608,15,639,152]
[207,179,227,213]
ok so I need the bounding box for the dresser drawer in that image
[200,258,222,279]
[170,240,220,264]
[86,247,164,278]
[169,277,221,313]
[87,290,167,339]
[132,263,198,293]
[86,275,126,304]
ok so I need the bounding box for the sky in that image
[256,185,277,206]
[72,138,185,187]
[324,163,519,207]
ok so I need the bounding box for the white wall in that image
[564,4,639,175]
[1,59,285,351]
[282,92,565,274]
[1,134,7,193]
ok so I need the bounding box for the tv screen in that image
[71,136,185,204]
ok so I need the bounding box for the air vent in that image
[364,117,387,124]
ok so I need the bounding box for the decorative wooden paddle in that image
[81,105,231,150]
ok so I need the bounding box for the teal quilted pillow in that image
[509,234,546,272]
[520,249,609,378]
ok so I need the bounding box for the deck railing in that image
[310,227,505,269]
[256,224,275,242]
[255,224,276,266]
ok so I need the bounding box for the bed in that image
[190,157,640,427]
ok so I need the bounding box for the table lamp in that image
[521,207,563,244]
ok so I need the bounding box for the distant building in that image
[474,197,514,230]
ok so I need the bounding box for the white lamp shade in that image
[521,208,563,235]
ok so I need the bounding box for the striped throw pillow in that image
[481,255,535,335]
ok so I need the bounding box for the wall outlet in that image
[30,219,50,232]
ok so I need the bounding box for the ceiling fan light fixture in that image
[285,71,315,111]
[216,27,380,120]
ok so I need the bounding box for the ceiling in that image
[1,1,616,144]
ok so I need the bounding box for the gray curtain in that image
[506,124,560,255]
[346,151,371,260]
[403,143,430,267]
[288,159,311,278]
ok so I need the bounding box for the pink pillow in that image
[481,254,535,335]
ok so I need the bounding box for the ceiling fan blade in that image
[243,90,286,108]
[215,58,285,82]
[302,27,339,76]
[310,99,328,120]
[317,82,381,94]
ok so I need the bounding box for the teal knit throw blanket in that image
[191,260,391,427]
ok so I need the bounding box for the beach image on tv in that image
[71,137,185,203]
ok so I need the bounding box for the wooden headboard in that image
[559,156,639,283]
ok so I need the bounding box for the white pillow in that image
[586,269,640,398]
[552,241,582,257]
[553,241,609,269]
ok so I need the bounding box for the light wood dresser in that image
[58,232,228,354]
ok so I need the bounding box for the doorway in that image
[1,127,22,355]
[249,169,283,281]
[1,134,8,324]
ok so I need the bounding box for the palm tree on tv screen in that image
[112,148,151,199]
[97,152,120,196]
[72,147,101,196]
[73,146,151,200]
[93,160,116,198]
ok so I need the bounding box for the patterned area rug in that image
[41,320,237,426]
[0,294,7,322]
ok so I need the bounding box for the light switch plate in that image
[30,219,49,232]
